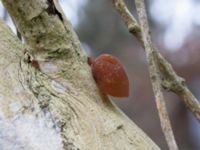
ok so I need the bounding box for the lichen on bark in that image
[0,0,160,149]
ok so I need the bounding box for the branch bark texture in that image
[113,0,200,149]
[134,1,178,149]
[113,0,200,123]
[0,0,160,149]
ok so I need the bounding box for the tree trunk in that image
[0,0,159,149]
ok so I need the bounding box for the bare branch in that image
[112,0,143,44]
[112,0,200,122]
[157,53,200,121]
[134,1,178,149]
[113,0,180,149]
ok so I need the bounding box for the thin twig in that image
[135,1,178,149]
[157,53,200,121]
[112,0,142,44]
[113,0,200,147]
[112,0,200,122]
[113,0,179,149]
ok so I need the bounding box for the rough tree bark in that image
[0,0,159,150]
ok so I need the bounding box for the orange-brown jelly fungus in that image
[89,54,129,97]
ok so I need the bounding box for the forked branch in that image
[112,0,200,124]
[113,0,200,149]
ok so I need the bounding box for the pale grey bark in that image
[0,0,160,149]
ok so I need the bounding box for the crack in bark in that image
[46,0,63,21]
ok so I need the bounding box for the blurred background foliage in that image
[1,0,200,149]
